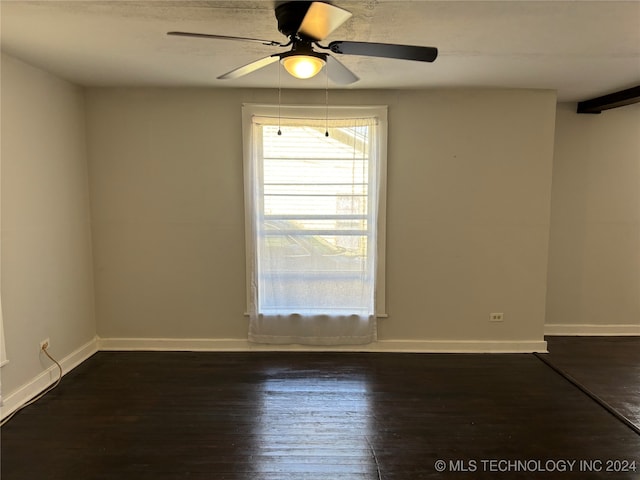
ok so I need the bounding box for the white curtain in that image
[243,106,385,345]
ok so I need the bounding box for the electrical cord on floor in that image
[366,435,383,480]
[0,345,63,427]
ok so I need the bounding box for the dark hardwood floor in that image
[545,336,640,430]
[2,348,639,479]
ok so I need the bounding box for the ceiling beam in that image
[577,85,640,114]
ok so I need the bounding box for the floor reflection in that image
[252,366,378,477]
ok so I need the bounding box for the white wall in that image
[86,87,557,350]
[1,53,96,399]
[546,102,640,334]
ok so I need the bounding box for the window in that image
[242,104,387,345]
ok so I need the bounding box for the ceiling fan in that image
[167,1,438,85]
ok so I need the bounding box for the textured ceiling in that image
[1,1,639,101]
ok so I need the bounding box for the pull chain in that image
[278,60,282,136]
[325,60,329,137]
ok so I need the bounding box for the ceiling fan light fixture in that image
[281,54,325,79]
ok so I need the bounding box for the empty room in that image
[1,1,639,479]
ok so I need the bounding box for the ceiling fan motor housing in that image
[275,1,315,38]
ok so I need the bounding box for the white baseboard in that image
[0,334,548,420]
[0,337,99,420]
[545,324,640,336]
[98,337,547,354]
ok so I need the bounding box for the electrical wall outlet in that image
[489,313,504,322]
[39,338,50,351]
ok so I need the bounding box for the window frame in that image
[242,103,388,318]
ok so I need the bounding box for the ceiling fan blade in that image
[298,2,352,41]
[217,55,280,80]
[326,55,359,85]
[328,41,438,63]
[167,32,283,47]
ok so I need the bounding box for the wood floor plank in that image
[2,350,639,479]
